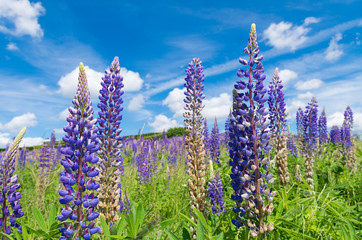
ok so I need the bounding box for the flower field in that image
[0,24,360,240]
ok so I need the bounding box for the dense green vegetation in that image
[3,139,360,240]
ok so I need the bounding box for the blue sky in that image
[0,0,361,147]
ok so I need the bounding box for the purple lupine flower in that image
[287,132,298,157]
[183,58,207,238]
[318,108,328,145]
[18,146,27,170]
[209,118,221,163]
[0,128,26,235]
[96,56,124,224]
[302,97,318,191]
[330,125,341,144]
[268,68,286,137]
[58,63,100,239]
[344,106,353,129]
[49,130,56,168]
[341,121,353,150]
[53,141,62,169]
[296,107,304,140]
[229,24,274,237]
[203,118,210,157]
[224,110,232,149]
[268,68,289,184]
[208,170,226,216]
[136,140,153,185]
[38,140,51,176]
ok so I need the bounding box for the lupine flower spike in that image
[330,126,341,144]
[318,108,328,146]
[96,56,125,225]
[183,58,207,238]
[58,63,101,240]
[207,164,226,216]
[268,68,288,184]
[210,117,221,163]
[229,24,274,237]
[302,97,318,192]
[36,140,51,210]
[0,127,26,235]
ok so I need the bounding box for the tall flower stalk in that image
[58,63,100,240]
[210,118,221,163]
[229,24,274,238]
[183,58,207,237]
[96,56,125,225]
[36,140,51,211]
[268,68,288,184]
[318,108,328,146]
[0,128,26,235]
[302,97,318,191]
[330,126,341,144]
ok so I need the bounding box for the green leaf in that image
[48,204,57,230]
[135,203,145,230]
[109,235,127,239]
[100,216,111,239]
[193,209,208,232]
[196,221,205,240]
[180,213,197,228]
[160,218,175,228]
[0,232,15,240]
[214,232,224,240]
[22,225,29,240]
[182,227,191,240]
[32,206,47,232]
[166,230,180,240]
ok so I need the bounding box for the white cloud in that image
[21,137,44,147]
[6,42,18,51]
[263,17,319,51]
[128,94,145,111]
[0,0,45,38]
[285,99,306,120]
[203,93,232,120]
[57,65,144,98]
[295,78,323,90]
[303,17,321,26]
[0,132,10,147]
[58,108,69,120]
[297,91,313,99]
[327,112,344,128]
[120,68,144,92]
[327,111,362,132]
[0,113,37,132]
[57,65,103,98]
[162,88,185,117]
[149,114,181,132]
[279,69,298,85]
[325,33,343,61]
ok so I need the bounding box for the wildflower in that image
[58,63,101,239]
[229,24,274,237]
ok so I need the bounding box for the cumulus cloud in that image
[128,94,145,111]
[6,42,18,51]
[203,93,232,120]
[21,137,44,147]
[0,0,45,38]
[162,88,185,117]
[149,114,181,132]
[278,69,298,85]
[0,132,10,147]
[295,78,323,90]
[163,88,232,120]
[325,33,343,61]
[0,113,37,132]
[57,65,144,98]
[263,17,319,51]
[327,112,344,128]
